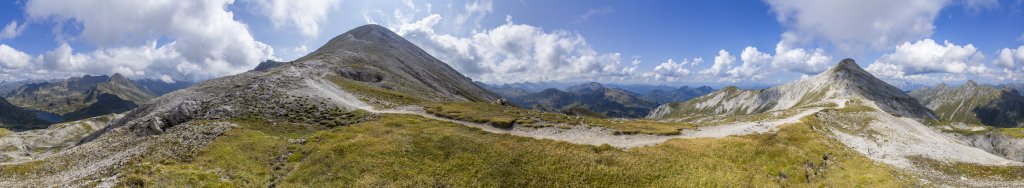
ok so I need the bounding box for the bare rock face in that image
[650,59,937,120]
[958,131,1024,163]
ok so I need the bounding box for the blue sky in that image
[0,0,1022,88]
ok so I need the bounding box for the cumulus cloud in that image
[728,46,772,80]
[0,20,26,39]
[866,39,988,80]
[994,46,1024,68]
[993,46,1024,81]
[770,42,832,74]
[20,0,274,81]
[694,44,831,83]
[700,50,735,77]
[765,0,948,54]
[390,13,634,83]
[647,58,700,81]
[245,0,340,38]
[0,44,32,69]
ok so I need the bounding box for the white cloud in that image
[770,42,832,74]
[578,7,614,23]
[963,0,1000,13]
[22,0,275,81]
[0,44,32,69]
[728,46,772,80]
[392,14,633,83]
[648,58,699,81]
[866,39,989,81]
[765,0,948,54]
[0,20,26,39]
[245,0,340,38]
[994,46,1024,70]
[455,0,493,30]
[693,43,831,83]
[701,50,735,76]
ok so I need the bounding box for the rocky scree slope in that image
[83,24,499,142]
[649,59,937,120]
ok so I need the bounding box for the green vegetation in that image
[0,128,9,137]
[27,107,911,187]
[230,110,371,138]
[276,114,911,187]
[328,76,424,108]
[119,128,289,187]
[424,102,692,135]
[835,99,875,113]
[998,128,1024,138]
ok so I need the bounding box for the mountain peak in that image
[964,80,979,88]
[312,24,408,55]
[567,82,605,93]
[825,58,867,75]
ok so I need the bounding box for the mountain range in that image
[649,59,937,120]
[0,74,193,129]
[480,82,715,118]
[909,81,1024,127]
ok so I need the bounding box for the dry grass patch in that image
[424,102,692,135]
[277,114,912,187]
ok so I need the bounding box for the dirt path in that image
[311,78,836,148]
[367,105,831,148]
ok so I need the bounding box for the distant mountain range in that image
[0,74,193,129]
[999,83,1024,96]
[479,82,715,118]
[909,81,1024,127]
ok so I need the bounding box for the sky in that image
[0,0,1022,88]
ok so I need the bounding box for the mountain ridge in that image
[650,59,937,119]
[910,80,1024,127]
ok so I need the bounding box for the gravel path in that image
[310,78,835,148]
[369,105,830,148]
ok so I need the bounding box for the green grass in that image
[998,128,1024,138]
[328,76,424,108]
[835,99,876,113]
[424,102,692,135]
[275,114,911,187]
[98,109,913,187]
[119,128,289,187]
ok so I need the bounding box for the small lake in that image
[35,112,64,123]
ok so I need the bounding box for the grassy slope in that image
[424,102,693,135]
[998,128,1024,139]
[119,112,912,187]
